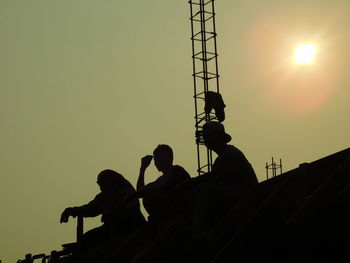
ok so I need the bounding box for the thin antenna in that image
[265,157,283,180]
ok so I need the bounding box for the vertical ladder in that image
[189,0,221,175]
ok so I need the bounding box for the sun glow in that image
[293,43,317,65]
[246,17,337,116]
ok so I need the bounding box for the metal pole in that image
[77,216,84,242]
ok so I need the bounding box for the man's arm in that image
[60,195,102,223]
[174,172,217,193]
[135,179,167,197]
[137,155,153,192]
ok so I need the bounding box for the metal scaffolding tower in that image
[189,0,221,175]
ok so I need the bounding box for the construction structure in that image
[189,0,222,175]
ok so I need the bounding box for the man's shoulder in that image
[173,165,191,179]
[90,192,104,204]
[119,185,136,194]
[154,174,167,183]
[214,145,249,168]
[222,145,245,157]
[227,144,241,152]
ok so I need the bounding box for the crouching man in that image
[60,169,146,260]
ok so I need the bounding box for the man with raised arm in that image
[135,144,190,222]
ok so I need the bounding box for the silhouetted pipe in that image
[77,216,84,242]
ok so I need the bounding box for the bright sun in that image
[293,43,317,65]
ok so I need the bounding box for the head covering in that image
[97,169,132,188]
[203,121,232,143]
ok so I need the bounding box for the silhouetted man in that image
[196,121,258,190]
[135,144,190,223]
[179,121,258,231]
[60,169,145,256]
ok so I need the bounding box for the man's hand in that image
[141,155,153,170]
[60,207,77,223]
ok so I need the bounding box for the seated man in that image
[195,121,258,190]
[60,169,145,256]
[135,144,190,223]
[179,121,258,231]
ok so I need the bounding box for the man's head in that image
[97,169,128,193]
[202,122,231,150]
[153,144,174,172]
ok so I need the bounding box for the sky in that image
[1,1,349,262]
